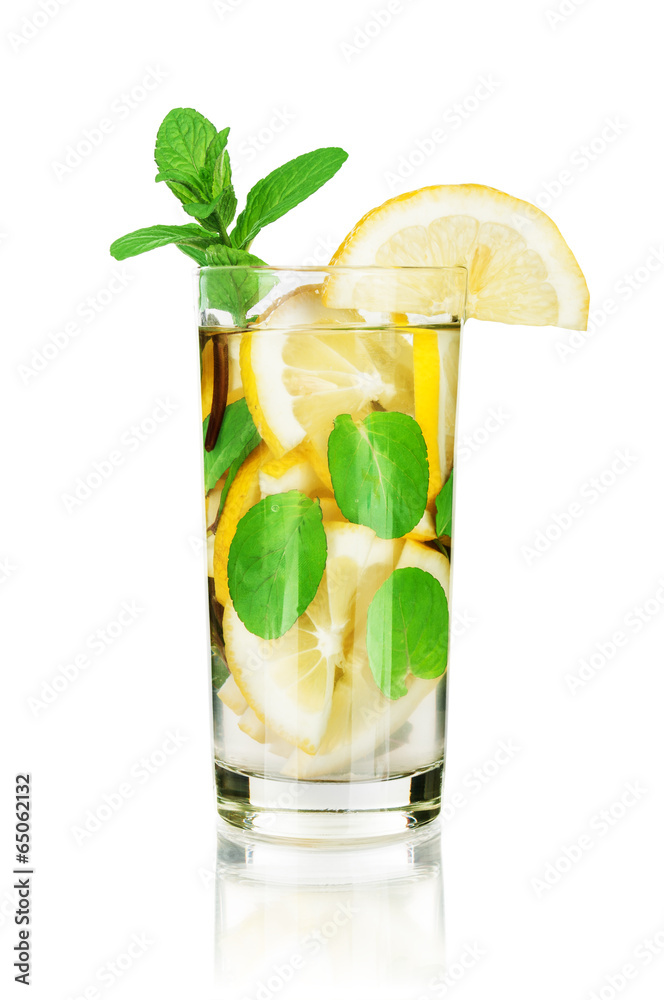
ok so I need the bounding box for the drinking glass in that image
[199,265,466,839]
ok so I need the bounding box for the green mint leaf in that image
[212,149,232,198]
[182,192,224,219]
[328,411,429,539]
[162,178,200,203]
[366,567,449,699]
[217,184,238,229]
[231,146,348,248]
[211,644,230,688]
[154,108,217,195]
[178,244,209,266]
[435,470,454,538]
[110,224,220,261]
[157,177,218,232]
[201,245,275,323]
[203,128,230,191]
[204,245,267,266]
[209,150,237,230]
[203,398,261,493]
[228,491,327,640]
[155,171,198,186]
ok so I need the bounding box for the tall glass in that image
[199,266,466,839]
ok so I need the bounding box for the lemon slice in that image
[318,496,347,523]
[213,444,267,605]
[240,285,412,465]
[259,447,351,540]
[283,539,450,778]
[206,478,225,528]
[258,444,331,500]
[201,333,243,420]
[406,509,437,542]
[238,706,266,743]
[326,184,589,330]
[222,522,401,754]
[397,537,450,589]
[218,677,297,757]
[413,327,459,500]
[218,675,246,715]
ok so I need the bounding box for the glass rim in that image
[195,263,468,274]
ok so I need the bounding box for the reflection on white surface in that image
[214,823,444,1000]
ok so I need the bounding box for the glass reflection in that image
[214,824,444,1000]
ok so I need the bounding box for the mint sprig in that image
[110,107,348,280]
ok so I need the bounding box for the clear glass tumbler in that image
[199,265,466,840]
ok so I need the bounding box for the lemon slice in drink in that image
[413,328,459,500]
[240,286,413,467]
[213,444,267,605]
[258,444,331,500]
[218,675,246,715]
[282,538,450,778]
[222,522,401,755]
[325,184,589,330]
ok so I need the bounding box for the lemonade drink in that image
[201,271,464,836]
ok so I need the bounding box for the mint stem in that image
[215,216,232,247]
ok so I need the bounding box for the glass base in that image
[214,762,443,843]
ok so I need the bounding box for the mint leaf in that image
[209,150,237,230]
[155,171,198,186]
[178,245,209,266]
[435,470,454,538]
[211,644,230,688]
[231,147,348,248]
[162,178,202,203]
[182,192,225,219]
[228,491,327,640]
[204,245,267,267]
[201,245,275,323]
[328,412,429,539]
[157,177,218,233]
[154,108,217,195]
[203,128,230,192]
[110,224,219,260]
[203,398,261,492]
[217,184,238,229]
[212,149,232,198]
[366,567,449,699]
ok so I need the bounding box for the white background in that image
[2,0,663,997]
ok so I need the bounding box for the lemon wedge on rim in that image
[325,183,588,330]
